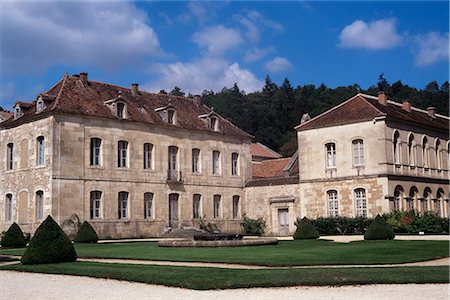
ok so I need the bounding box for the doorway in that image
[278,208,289,235]
[169,193,179,227]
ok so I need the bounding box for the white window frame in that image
[192,148,201,173]
[144,192,153,219]
[6,143,13,170]
[144,143,153,170]
[90,138,102,166]
[36,136,45,166]
[212,150,221,175]
[327,190,339,217]
[213,194,221,219]
[193,194,201,219]
[36,99,44,113]
[231,152,239,176]
[325,143,336,168]
[119,192,128,219]
[393,131,401,165]
[116,102,126,119]
[90,191,102,219]
[352,139,364,166]
[354,188,367,217]
[118,140,129,168]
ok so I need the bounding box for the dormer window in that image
[209,116,218,131]
[36,98,45,113]
[167,109,176,125]
[154,102,176,125]
[14,106,22,120]
[116,102,126,119]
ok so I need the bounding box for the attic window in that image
[167,109,176,125]
[36,98,45,113]
[14,106,22,120]
[154,104,176,125]
[209,116,219,131]
[116,102,127,119]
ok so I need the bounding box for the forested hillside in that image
[197,75,449,156]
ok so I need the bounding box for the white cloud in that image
[233,10,283,44]
[265,57,293,73]
[338,19,402,49]
[0,2,162,73]
[244,47,275,63]
[143,58,263,94]
[412,32,449,67]
[192,25,243,55]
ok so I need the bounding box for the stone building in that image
[0,73,251,238]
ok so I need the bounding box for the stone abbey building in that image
[1,74,448,238]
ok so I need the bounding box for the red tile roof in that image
[0,111,12,122]
[252,157,292,178]
[296,93,449,132]
[1,74,252,139]
[251,142,282,160]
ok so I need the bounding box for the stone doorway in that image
[278,208,289,235]
[169,193,179,228]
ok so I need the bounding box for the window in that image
[36,190,44,220]
[193,194,201,219]
[393,130,400,164]
[354,188,367,217]
[212,150,221,175]
[14,106,22,119]
[117,141,128,168]
[213,195,221,218]
[90,191,101,219]
[118,192,128,219]
[168,146,178,180]
[36,99,44,113]
[422,136,429,168]
[435,138,441,169]
[352,139,364,166]
[116,102,126,119]
[209,116,218,131]
[391,186,403,212]
[327,190,339,217]
[5,194,12,222]
[6,143,13,170]
[192,148,200,173]
[144,192,153,219]
[36,136,45,166]
[143,143,153,170]
[422,188,431,213]
[90,138,102,166]
[407,133,415,166]
[325,143,336,168]
[231,152,239,176]
[232,195,240,218]
[407,186,418,211]
[167,109,175,125]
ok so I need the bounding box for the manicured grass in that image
[0,262,448,289]
[1,240,448,266]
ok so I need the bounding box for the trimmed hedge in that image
[293,217,319,239]
[74,221,98,243]
[364,215,395,240]
[242,216,266,236]
[21,215,77,265]
[384,211,449,234]
[312,216,371,235]
[1,222,26,248]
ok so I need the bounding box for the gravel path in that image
[0,271,448,300]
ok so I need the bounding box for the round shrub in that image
[1,222,26,248]
[293,217,320,239]
[364,214,395,240]
[74,221,98,243]
[21,215,77,265]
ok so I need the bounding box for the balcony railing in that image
[167,170,183,183]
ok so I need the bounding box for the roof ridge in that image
[254,142,282,157]
[51,72,69,111]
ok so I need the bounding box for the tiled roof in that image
[296,93,449,132]
[252,157,292,178]
[0,111,12,122]
[251,142,282,160]
[1,74,252,139]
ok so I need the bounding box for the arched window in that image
[391,185,403,212]
[325,143,336,168]
[422,187,432,213]
[435,188,444,217]
[422,136,429,168]
[167,109,176,125]
[6,143,14,170]
[143,143,153,170]
[36,98,44,113]
[36,136,45,166]
[232,195,240,218]
[36,190,44,220]
[407,133,415,166]
[90,138,102,166]
[393,130,400,164]
[435,138,441,170]
[118,191,129,219]
[354,188,367,217]
[352,139,364,166]
[193,194,201,219]
[407,186,418,211]
[212,150,221,175]
[327,190,339,217]
[144,192,153,219]
[90,191,102,219]
[116,102,126,119]
[209,116,218,131]
[231,152,239,176]
[192,148,200,173]
[5,194,13,222]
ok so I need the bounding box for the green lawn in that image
[0,262,448,290]
[1,239,448,266]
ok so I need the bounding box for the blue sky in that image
[1,1,448,110]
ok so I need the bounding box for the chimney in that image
[79,72,88,85]
[377,91,387,106]
[192,95,201,106]
[131,83,139,96]
[427,107,436,118]
[402,100,411,112]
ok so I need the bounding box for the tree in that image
[377,73,390,92]
[170,86,185,97]
[1,222,26,248]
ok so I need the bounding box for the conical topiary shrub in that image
[21,215,77,265]
[293,217,320,239]
[74,221,98,243]
[364,214,395,240]
[1,222,26,248]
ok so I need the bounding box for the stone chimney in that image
[192,95,201,106]
[131,83,139,96]
[427,107,436,118]
[402,100,411,112]
[377,91,387,106]
[79,72,88,85]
